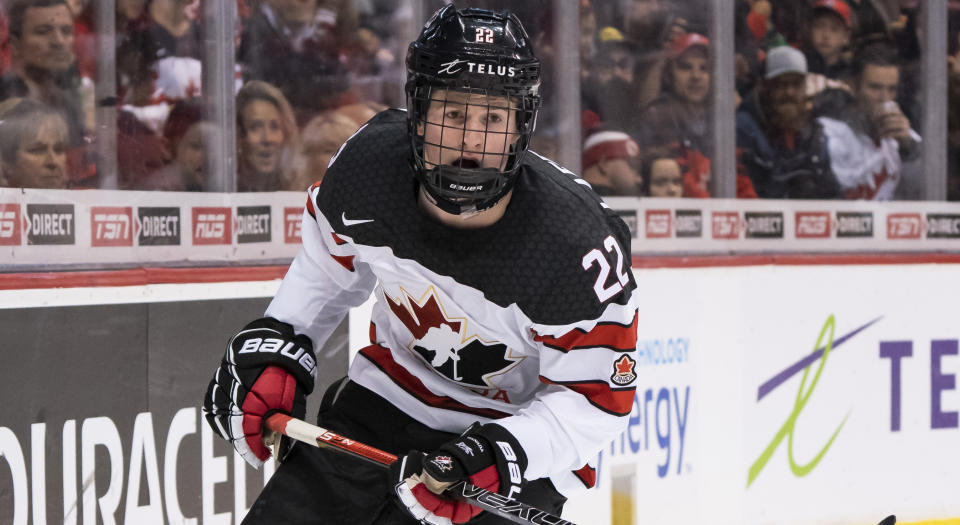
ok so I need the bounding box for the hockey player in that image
[203,5,640,524]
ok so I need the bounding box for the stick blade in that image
[877,515,896,525]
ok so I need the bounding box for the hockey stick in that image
[265,413,578,525]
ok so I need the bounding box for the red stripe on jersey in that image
[369,322,377,344]
[573,464,597,488]
[330,253,355,272]
[305,195,316,219]
[533,312,638,352]
[539,376,634,416]
[360,344,511,420]
[331,232,348,245]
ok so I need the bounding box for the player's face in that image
[420,90,520,172]
[671,47,709,105]
[15,5,75,74]
[6,116,68,189]
[648,158,683,197]
[239,99,285,176]
[810,13,850,62]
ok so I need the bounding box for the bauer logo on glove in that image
[236,335,317,375]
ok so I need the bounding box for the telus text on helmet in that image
[438,59,516,77]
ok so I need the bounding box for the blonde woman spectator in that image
[290,110,361,191]
[0,98,69,188]
[236,80,300,191]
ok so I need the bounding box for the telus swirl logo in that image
[747,314,881,487]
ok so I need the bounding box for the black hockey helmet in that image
[406,4,541,215]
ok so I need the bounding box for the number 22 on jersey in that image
[582,235,630,302]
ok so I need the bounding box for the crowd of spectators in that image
[0,0,394,191]
[0,0,953,202]
[579,0,933,200]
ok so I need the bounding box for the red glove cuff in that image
[240,365,298,461]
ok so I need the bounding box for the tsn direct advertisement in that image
[3,188,960,525]
[0,188,306,267]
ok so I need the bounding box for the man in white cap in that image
[735,45,842,198]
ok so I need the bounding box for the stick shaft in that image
[265,413,578,525]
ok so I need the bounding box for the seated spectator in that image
[239,0,353,123]
[580,128,643,196]
[581,36,641,136]
[290,105,375,190]
[144,0,202,60]
[642,149,684,198]
[115,30,168,133]
[136,100,210,191]
[236,80,300,192]
[815,41,921,200]
[803,0,854,81]
[0,97,69,188]
[736,46,842,199]
[638,32,711,157]
[116,0,150,42]
[124,0,203,106]
[1,0,84,144]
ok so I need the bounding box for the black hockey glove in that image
[202,317,316,468]
[391,423,527,524]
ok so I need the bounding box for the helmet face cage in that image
[406,5,541,215]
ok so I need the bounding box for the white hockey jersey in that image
[818,116,922,200]
[266,110,640,495]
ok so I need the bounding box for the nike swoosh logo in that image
[342,212,375,226]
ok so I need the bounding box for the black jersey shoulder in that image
[315,110,635,325]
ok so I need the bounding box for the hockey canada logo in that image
[430,455,455,473]
[387,287,523,388]
[610,355,637,386]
